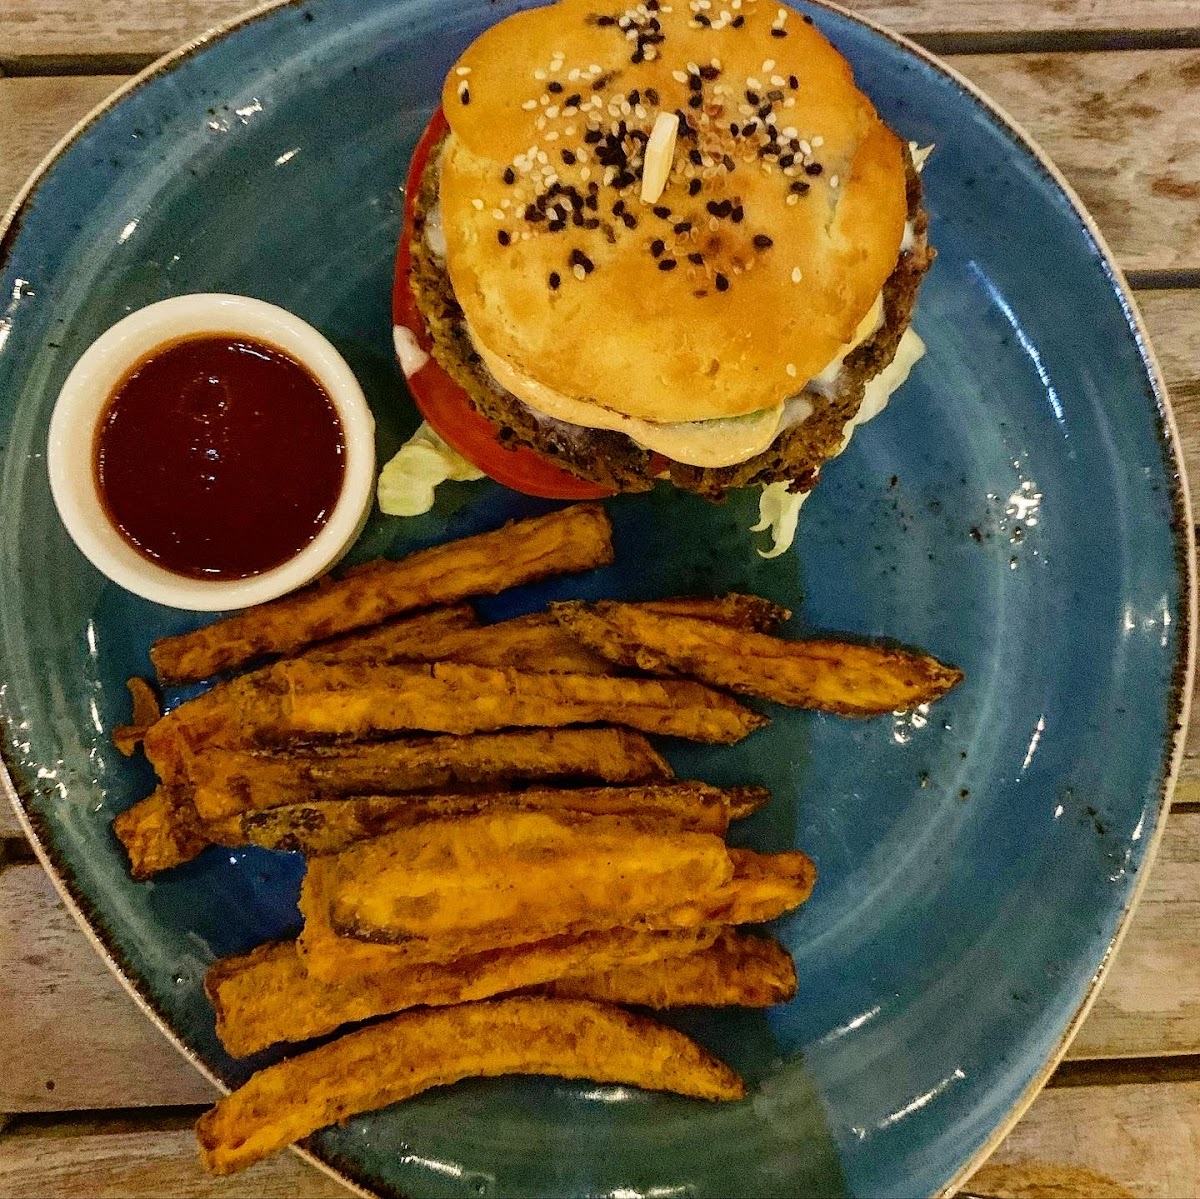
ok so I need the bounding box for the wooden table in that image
[2,2,1199,1196]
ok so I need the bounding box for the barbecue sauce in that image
[94,335,346,580]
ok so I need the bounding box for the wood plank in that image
[967,1079,1200,1198]
[0,75,125,213]
[0,0,1197,64]
[1,815,1198,1112]
[1,1077,1199,1199]
[0,863,216,1112]
[0,1114,346,1199]
[3,50,1199,272]
[940,49,1200,274]
[0,799,25,841]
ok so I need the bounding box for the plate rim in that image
[0,2,1194,1197]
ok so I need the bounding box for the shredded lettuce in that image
[377,422,484,517]
[909,142,934,172]
[752,482,811,559]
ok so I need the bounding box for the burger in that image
[391,0,932,503]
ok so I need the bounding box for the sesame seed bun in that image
[437,0,909,424]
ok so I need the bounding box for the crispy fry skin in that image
[195,996,745,1173]
[112,788,209,879]
[325,811,734,947]
[547,929,797,1009]
[112,677,162,757]
[208,927,721,1057]
[639,594,790,633]
[232,659,766,745]
[151,504,614,684]
[553,602,963,715]
[185,728,672,822]
[216,781,745,855]
[300,604,478,664]
[673,849,818,925]
[726,785,771,821]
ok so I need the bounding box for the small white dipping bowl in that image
[47,294,376,611]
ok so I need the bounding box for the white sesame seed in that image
[621,100,632,115]
[775,7,788,24]
[580,166,592,180]
[456,66,472,76]
[536,116,547,130]
[457,80,469,96]
[673,70,688,83]
[604,166,617,184]
[782,125,797,139]
[573,264,587,281]
[535,69,546,80]
[537,150,549,164]
[472,198,484,210]
[565,124,577,136]
[522,99,537,111]
[786,363,798,376]
[747,77,761,90]
[687,61,700,73]
[564,106,579,117]
[798,139,811,155]
[625,27,638,39]
[501,199,511,209]
[589,63,603,74]
[762,59,776,71]
[784,97,796,107]
[521,230,532,240]
[812,135,824,148]
[738,104,753,116]
[711,57,721,68]
[786,193,799,205]
[830,174,839,188]
[540,94,550,106]
[493,208,505,220]
[546,105,560,118]
[644,47,657,59]
[546,130,560,140]
[771,74,786,87]
[791,266,802,283]
[545,172,559,186]
[568,68,581,81]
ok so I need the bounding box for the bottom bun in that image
[408,148,932,501]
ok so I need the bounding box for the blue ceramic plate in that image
[0,3,1192,1197]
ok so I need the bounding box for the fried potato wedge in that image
[151,504,614,684]
[111,677,162,757]
[208,926,720,1057]
[212,781,756,855]
[299,604,478,664]
[234,659,766,745]
[655,848,818,927]
[547,929,796,1009]
[325,810,734,947]
[185,727,672,822]
[640,593,790,632]
[553,602,963,715]
[113,787,209,879]
[195,996,744,1173]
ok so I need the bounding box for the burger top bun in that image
[438,0,907,424]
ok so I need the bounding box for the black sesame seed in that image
[584,217,600,229]
[779,153,794,167]
[688,93,703,109]
[753,233,774,248]
[629,89,641,104]
[631,48,644,63]
[771,26,787,36]
[647,0,659,10]
[745,90,760,105]
[731,204,744,222]
[592,71,614,90]
[789,74,800,88]
[790,180,811,193]
[757,103,772,119]
[688,178,702,195]
[547,80,563,93]
[689,148,704,165]
[612,198,626,215]
[565,93,582,108]
[729,122,740,137]
[731,13,745,26]
[503,166,515,185]
[805,161,823,176]
[549,219,566,232]
[621,212,638,228]
[561,149,577,165]
[742,121,758,136]
[723,154,736,172]
[645,87,660,104]
[715,272,729,291]
[687,251,705,264]
[699,64,720,80]
[803,13,814,23]
[497,229,511,245]
[525,205,544,221]
[695,12,710,25]
[584,128,603,144]
[569,248,595,272]
[650,238,665,257]
[688,74,703,91]
[459,87,471,105]
[596,14,615,24]
[658,257,677,270]
[694,289,708,298]
[549,271,561,288]
[768,88,784,101]
[585,193,599,211]
[572,211,585,226]
[706,199,721,216]
[674,220,693,233]
[653,205,671,218]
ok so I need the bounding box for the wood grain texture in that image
[969,1079,1200,1198]
[2,1079,1199,1199]
[0,1114,346,1199]
[0,864,216,1112]
[0,0,1197,64]
[3,51,1199,272]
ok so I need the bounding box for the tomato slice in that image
[392,108,617,500]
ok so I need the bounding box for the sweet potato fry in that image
[297,844,813,980]
[207,927,721,1057]
[553,602,963,715]
[111,677,162,757]
[212,781,752,854]
[195,996,744,1173]
[546,929,796,1009]
[325,810,734,947]
[225,659,766,745]
[299,604,478,664]
[639,594,790,632]
[113,787,209,879]
[186,727,673,822]
[151,504,614,684]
